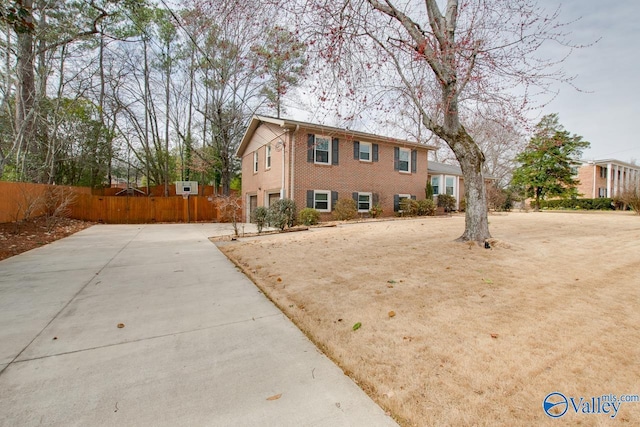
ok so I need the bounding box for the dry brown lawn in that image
[219,211,640,426]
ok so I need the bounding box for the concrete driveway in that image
[0,224,397,426]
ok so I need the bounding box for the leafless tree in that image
[290,0,581,242]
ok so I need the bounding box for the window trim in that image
[398,147,411,173]
[253,151,259,173]
[265,144,272,170]
[313,190,331,212]
[314,135,331,165]
[358,141,372,162]
[357,192,372,212]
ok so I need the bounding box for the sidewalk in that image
[0,224,397,426]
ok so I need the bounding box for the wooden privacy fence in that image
[0,181,240,224]
[70,193,222,223]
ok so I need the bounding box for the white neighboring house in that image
[427,161,466,210]
[427,161,496,210]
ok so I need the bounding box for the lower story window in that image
[445,176,455,196]
[357,192,372,212]
[314,190,330,212]
[395,193,411,212]
[431,176,440,195]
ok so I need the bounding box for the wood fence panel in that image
[2,181,235,224]
[0,182,88,223]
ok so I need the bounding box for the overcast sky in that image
[538,0,639,163]
[285,0,638,163]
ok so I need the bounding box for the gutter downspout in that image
[290,125,298,202]
[279,139,286,199]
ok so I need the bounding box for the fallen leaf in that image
[352,322,362,331]
[388,311,396,318]
[483,278,493,284]
[117,323,125,329]
[490,333,498,339]
[266,393,282,401]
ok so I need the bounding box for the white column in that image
[607,163,612,198]
[592,164,597,198]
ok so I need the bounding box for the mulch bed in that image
[0,217,94,261]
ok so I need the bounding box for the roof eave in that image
[236,115,436,156]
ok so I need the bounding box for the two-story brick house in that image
[236,115,435,221]
[576,159,640,198]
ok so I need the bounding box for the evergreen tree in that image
[512,114,590,210]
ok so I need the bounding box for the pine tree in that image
[512,114,590,210]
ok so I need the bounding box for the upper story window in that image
[359,142,371,161]
[600,166,608,178]
[253,151,258,173]
[308,134,338,165]
[353,141,378,162]
[314,135,331,164]
[398,148,410,172]
[265,144,272,169]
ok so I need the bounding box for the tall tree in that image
[253,25,307,118]
[293,0,580,242]
[511,114,589,210]
[185,0,267,195]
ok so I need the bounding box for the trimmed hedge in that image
[539,198,614,210]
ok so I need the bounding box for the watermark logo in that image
[543,392,568,418]
[543,392,639,419]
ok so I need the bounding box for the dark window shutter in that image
[411,150,417,173]
[331,191,338,210]
[373,144,379,162]
[353,141,360,159]
[373,193,379,205]
[352,192,358,202]
[393,194,400,212]
[394,147,399,171]
[307,134,314,162]
[411,195,417,200]
[332,138,339,165]
[307,190,314,208]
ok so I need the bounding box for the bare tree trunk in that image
[98,25,113,188]
[14,0,36,181]
[440,84,491,242]
[454,133,491,242]
[185,48,195,183]
[1,21,15,178]
[143,37,151,194]
[163,50,170,197]
[46,44,67,184]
